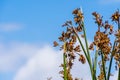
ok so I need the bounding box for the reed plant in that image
[53,8,120,80]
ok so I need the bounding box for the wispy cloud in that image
[0,42,39,72]
[0,39,118,80]
[13,45,91,80]
[13,46,62,80]
[0,23,22,32]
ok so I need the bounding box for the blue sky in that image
[0,0,120,80]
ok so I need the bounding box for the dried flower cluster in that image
[92,12,113,34]
[114,30,120,69]
[53,8,120,80]
[111,10,120,23]
[94,32,111,58]
[92,12,103,27]
[73,8,84,24]
[91,10,120,80]
[91,12,113,60]
[53,8,87,80]
[111,11,120,70]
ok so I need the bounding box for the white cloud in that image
[13,45,92,80]
[13,36,93,80]
[13,45,62,80]
[0,23,22,32]
[0,38,117,80]
[0,42,39,72]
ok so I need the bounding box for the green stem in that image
[73,27,93,80]
[63,53,67,80]
[72,27,88,58]
[82,22,92,64]
[63,42,67,80]
[107,56,113,80]
[118,10,120,29]
[101,52,107,80]
[118,10,120,80]
[107,42,116,80]
[82,22,93,80]
[118,69,120,80]
[93,49,98,80]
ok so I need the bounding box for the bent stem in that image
[82,22,94,79]
[82,21,94,78]
[73,27,93,80]
[63,42,67,80]
[82,22,92,65]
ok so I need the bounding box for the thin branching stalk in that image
[63,42,67,80]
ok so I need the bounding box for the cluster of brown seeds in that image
[90,12,113,58]
[54,8,120,80]
[78,54,86,64]
[111,10,120,23]
[53,8,87,80]
[91,11,120,79]
[111,10,120,69]
[73,8,84,24]
[94,32,111,57]
[104,21,113,34]
[91,12,115,79]
[114,30,120,69]
[92,12,113,34]
[92,12,103,28]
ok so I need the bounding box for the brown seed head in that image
[53,41,59,47]
[79,54,86,64]
[111,11,120,22]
